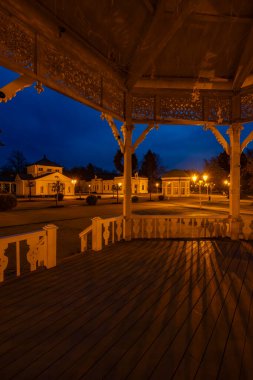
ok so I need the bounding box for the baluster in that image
[158,219,166,238]
[201,218,207,237]
[81,235,88,253]
[208,221,214,238]
[146,219,153,239]
[16,241,21,276]
[194,219,201,238]
[112,221,115,243]
[180,218,185,237]
[133,219,140,238]
[103,221,110,246]
[213,220,220,237]
[170,219,177,238]
[27,236,40,271]
[221,220,227,238]
[0,242,8,282]
[116,219,123,241]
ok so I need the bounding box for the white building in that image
[162,170,191,197]
[89,174,148,194]
[15,156,75,197]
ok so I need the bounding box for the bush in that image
[0,194,17,211]
[132,195,139,203]
[57,193,64,201]
[158,195,164,201]
[86,194,97,205]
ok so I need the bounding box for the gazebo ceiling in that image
[1,0,253,124]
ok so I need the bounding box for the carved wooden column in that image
[227,124,243,239]
[122,123,134,240]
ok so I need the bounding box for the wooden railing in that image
[79,225,92,253]
[79,215,253,252]
[79,216,124,252]
[131,215,230,239]
[0,224,58,282]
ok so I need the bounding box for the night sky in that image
[1,66,253,172]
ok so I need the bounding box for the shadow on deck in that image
[0,239,253,379]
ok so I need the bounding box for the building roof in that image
[16,173,34,180]
[28,155,63,168]
[0,176,15,182]
[162,170,191,178]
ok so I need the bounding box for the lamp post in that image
[192,174,197,193]
[224,179,230,198]
[115,182,122,204]
[203,174,209,199]
[88,184,91,194]
[156,182,159,193]
[198,179,203,208]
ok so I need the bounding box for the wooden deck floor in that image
[0,239,253,379]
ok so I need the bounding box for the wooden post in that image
[92,217,102,251]
[43,224,58,268]
[122,123,134,241]
[227,124,243,239]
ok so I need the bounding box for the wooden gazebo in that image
[1,0,253,239]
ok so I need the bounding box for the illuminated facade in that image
[15,156,75,197]
[162,170,191,197]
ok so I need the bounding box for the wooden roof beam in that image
[233,25,253,91]
[126,0,201,90]
[0,0,125,88]
[143,0,155,14]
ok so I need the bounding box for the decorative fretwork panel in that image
[40,42,102,105]
[160,96,202,120]
[206,97,231,123]
[240,94,253,120]
[132,96,155,120]
[0,9,34,71]
[103,78,124,117]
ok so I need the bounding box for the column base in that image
[228,216,242,240]
[124,217,132,241]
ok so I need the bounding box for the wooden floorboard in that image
[0,240,253,380]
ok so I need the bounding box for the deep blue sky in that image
[1,66,253,172]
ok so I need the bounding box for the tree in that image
[0,129,4,147]
[113,149,138,175]
[52,180,65,206]
[140,150,160,199]
[6,150,27,174]
[84,163,95,180]
[204,150,250,193]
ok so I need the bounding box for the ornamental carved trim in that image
[240,94,253,120]
[132,96,155,120]
[0,9,34,71]
[160,96,202,121]
[206,97,231,123]
[103,78,124,117]
[40,42,102,105]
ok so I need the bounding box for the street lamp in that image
[224,179,230,198]
[88,184,91,194]
[156,182,159,193]
[71,179,77,195]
